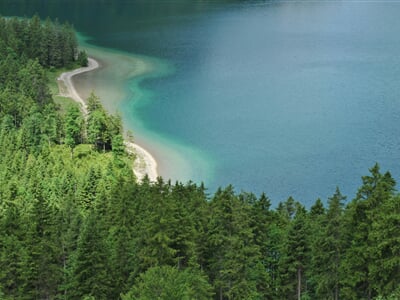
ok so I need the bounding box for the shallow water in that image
[72,38,212,184]
[4,0,400,205]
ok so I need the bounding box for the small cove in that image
[73,36,214,184]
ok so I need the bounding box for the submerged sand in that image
[57,58,158,182]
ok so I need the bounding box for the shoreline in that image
[57,57,158,182]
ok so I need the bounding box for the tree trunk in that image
[335,252,339,300]
[62,244,68,299]
[297,267,301,300]
[335,283,339,300]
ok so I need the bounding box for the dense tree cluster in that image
[1,149,400,300]
[0,17,121,155]
[0,15,399,300]
[63,91,124,156]
[86,92,123,152]
[0,15,87,68]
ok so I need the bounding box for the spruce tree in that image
[279,205,310,300]
[69,211,111,299]
[368,194,400,296]
[18,185,63,300]
[122,266,213,300]
[310,188,345,300]
[207,186,261,299]
[64,105,83,154]
[106,179,137,297]
[0,204,28,299]
[342,164,396,299]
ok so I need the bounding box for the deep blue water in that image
[3,0,400,205]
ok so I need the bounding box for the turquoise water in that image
[3,1,400,205]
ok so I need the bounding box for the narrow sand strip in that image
[58,58,98,115]
[57,58,158,182]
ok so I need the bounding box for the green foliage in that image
[64,105,83,151]
[374,288,400,300]
[69,211,112,299]
[0,15,78,68]
[341,164,396,300]
[78,50,89,67]
[0,16,133,299]
[309,188,345,300]
[1,13,400,300]
[207,186,263,299]
[122,266,213,300]
[279,205,310,300]
[86,92,122,151]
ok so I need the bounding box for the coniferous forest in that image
[0,16,400,300]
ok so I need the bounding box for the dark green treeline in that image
[0,14,87,68]
[0,16,400,300]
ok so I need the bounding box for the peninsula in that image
[57,57,158,181]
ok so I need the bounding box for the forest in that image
[0,15,399,300]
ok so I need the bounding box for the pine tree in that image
[122,266,213,300]
[87,109,109,151]
[64,105,83,154]
[41,104,62,146]
[310,188,345,299]
[86,92,102,113]
[341,164,396,299]
[106,179,137,297]
[368,194,400,296]
[279,205,310,300]
[112,134,125,161]
[309,198,325,217]
[69,211,111,299]
[18,186,63,300]
[0,204,28,299]
[131,178,178,277]
[18,59,51,107]
[207,186,261,299]
[248,192,274,298]
[57,194,83,299]
[78,50,88,67]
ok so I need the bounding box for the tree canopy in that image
[0,15,399,300]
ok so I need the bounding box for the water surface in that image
[3,0,400,205]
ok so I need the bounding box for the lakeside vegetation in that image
[0,15,399,300]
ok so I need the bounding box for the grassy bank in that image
[47,65,81,114]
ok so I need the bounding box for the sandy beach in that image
[57,58,158,182]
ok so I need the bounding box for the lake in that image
[3,0,400,205]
